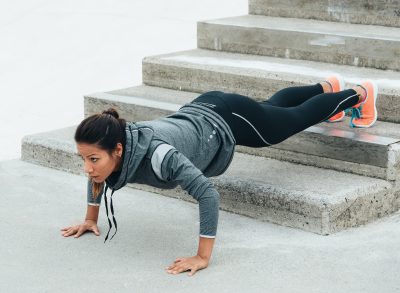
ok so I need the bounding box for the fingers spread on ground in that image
[166,265,176,271]
[91,227,100,235]
[174,265,186,273]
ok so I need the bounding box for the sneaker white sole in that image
[352,80,379,128]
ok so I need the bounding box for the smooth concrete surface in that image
[20,126,399,235]
[197,15,400,71]
[1,159,400,293]
[83,85,400,180]
[249,0,400,27]
[142,49,400,123]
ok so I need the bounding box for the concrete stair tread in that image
[315,118,400,142]
[201,14,400,40]
[21,125,396,235]
[99,85,197,113]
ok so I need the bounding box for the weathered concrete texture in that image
[197,15,400,71]
[20,126,400,235]
[249,0,400,28]
[142,49,400,123]
[83,85,400,180]
[21,127,83,175]
[2,159,400,293]
[84,86,198,120]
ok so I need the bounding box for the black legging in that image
[190,84,360,147]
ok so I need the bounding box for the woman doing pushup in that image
[61,74,378,276]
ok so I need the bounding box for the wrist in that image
[197,236,215,261]
[197,254,210,263]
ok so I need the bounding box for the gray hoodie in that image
[87,102,236,242]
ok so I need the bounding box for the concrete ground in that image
[1,159,400,293]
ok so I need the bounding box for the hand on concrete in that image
[60,220,100,238]
[165,255,209,276]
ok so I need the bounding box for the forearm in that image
[197,236,215,261]
[85,205,100,222]
[159,149,218,262]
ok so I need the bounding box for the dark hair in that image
[75,108,127,199]
[75,108,127,155]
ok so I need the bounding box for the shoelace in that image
[347,106,362,128]
[348,83,368,128]
[103,185,118,243]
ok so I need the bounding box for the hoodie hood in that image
[105,121,154,191]
[102,121,154,243]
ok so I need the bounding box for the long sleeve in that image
[87,179,103,206]
[152,144,220,238]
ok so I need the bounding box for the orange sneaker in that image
[349,80,378,128]
[325,74,346,123]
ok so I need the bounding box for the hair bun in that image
[102,108,119,119]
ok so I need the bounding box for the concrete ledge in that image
[21,126,398,235]
[197,15,400,71]
[142,49,400,123]
[21,127,82,174]
[84,85,400,180]
[249,0,400,28]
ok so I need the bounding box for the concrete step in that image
[249,0,400,28]
[197,15,400,71]
[84,85,400,181]
[142,48,400,124]
[20,127,400,235]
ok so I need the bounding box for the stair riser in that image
[142,61,400,123]
[249,0,400,28]
[122,180,400,235]
[21,142,83,176]
[85,95,400,180]
[130,180,327,235]
[197,22,400,71]
[84,97,175,121]
[325,186,400,234]
[237,145,392,181]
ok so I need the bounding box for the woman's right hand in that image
[60,219,100,238]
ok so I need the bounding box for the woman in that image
[60,75,378,276]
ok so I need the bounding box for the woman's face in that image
[77,143,123,183]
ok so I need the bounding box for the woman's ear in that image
[115,143,123,157]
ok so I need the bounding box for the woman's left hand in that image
[165,255,209,276]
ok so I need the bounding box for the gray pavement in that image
[1,159,400,293]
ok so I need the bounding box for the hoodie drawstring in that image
[103,185,118,243]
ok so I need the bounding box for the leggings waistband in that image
[190,91,234,126]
